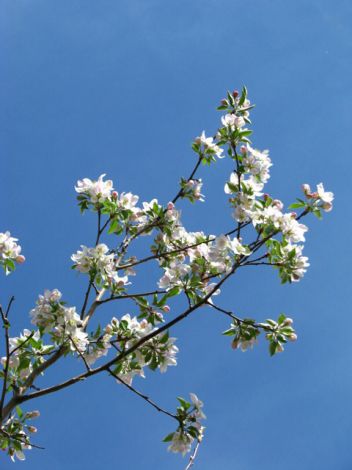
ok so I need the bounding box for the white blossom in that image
[242,145,272,183]
[168,431,193,456]
[194,131,224,158]
[221,113,246,129]
[30,290,88,353]
[75,174,113,204]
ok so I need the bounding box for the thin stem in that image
[0,428,44,450]
[184,440,201,470]
[96,290,166,306]
[68,335,91,372]
[116,224,251,273]
[108,368,177,421]
[172,156,202,204]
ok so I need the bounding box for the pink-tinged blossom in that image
[221,113,246,129]
[30,290,88,353]
[0,231,24,274]
[75,174,113,204]
[182,179,205,202]
[194,131,224,158]
[279,214,308,243]
[317,183,334,211]
[71,244,130,290]
[302,182,334,212]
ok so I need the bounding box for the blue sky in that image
[1,0,350,468]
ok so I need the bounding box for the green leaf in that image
[288,202,305,209]
[16,406,23,419]
[269,342,277,356]
[163,432,175,442]
[108,219,119,234]
[177,397,191,410]
[238,85,248,106]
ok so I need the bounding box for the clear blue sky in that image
[1,1,350,468]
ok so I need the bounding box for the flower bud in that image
[301,184,311,195]
[105,325,113,334]
[290,212,297,219]
[221,99,228,106]
[112,191,118,199]
[167,202,175,211]
[25,410,40,419]
[276,343,284,353]
[162,305,170,313]
[28,426,37,433]
[272,199,283,210]
[16,255,25,264]
[282,317,293,326]
[232,90,239,98]
[240,145,247,154]
[288,333,297,342]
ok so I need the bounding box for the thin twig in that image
[68,335,91,372]
[184,440,201,470]
[108,368,178,421]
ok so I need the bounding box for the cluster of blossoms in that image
[0,232,25,275]
[193,131,224,163]
[100,313,178,384]
[165,393,206,456]
[0,409,40,462]
[75,174,114,206]
[224,313,297,355]
[30,290,88,353]
[179,178,204,202]
[301,182,334,213]
[260,315,297,355]
[71,244,130,292]
[0,329,51,383]
[151,201,251,303]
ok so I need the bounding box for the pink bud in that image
[272,199,283,210]
[289,333,298,342]
[221,99,228,106]
[162,305,170,313]
[232,90,239,98]
[112,191,118,199]
[290,212,297,219]
[263,193,270,201]
[167,202,174,211]
[301,184,311,196]
[283,317,293,326]
[240,145,247,154]
[15,255,25,264]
